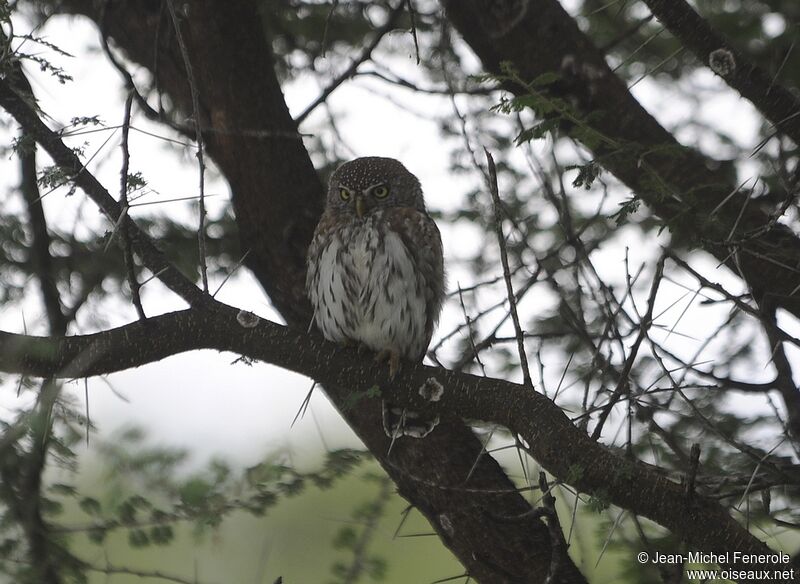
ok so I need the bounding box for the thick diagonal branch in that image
[442,0,800,320]
[642,0,800,147]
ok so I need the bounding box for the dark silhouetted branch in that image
[642,0,800,147]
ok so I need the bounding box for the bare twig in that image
[0,75,204,306]
[296,2,404,124]
[405,0,421,64]
[12,64,67,335]
[759,304,800,440]
[485,149,533,389]
[166,0,209,293]
[212,249,252,298]
[456,283,487,376]
[99,0,186,135]
[119,90,146,320]
[539,473,567,584]
[685,443,700,502]
[321,0,340,56]
[591,255,665,441]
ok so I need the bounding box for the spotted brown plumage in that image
[306,157,445,438]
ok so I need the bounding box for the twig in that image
[291,381,317,428]
[759,304,800,441]
[119,90,146,320]
[591,255,665,440]
[405,0,421,64]
[212,249,252,298]
[484,149,533,389]
[321,0,340,56]
[13,63,67,335]
[99,0,190,136]
[539,472,566,584]
[667,249,800,349]
[355,69,491,95]
[337,476,392,583]
[455,283,487,376]
[166,0,209,293]
[685,443,700,502]
[627,46,684,89]
[296,2,404,124]
[0,75,204,305]
[87,563,214,584]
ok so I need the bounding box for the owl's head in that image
[327,157,425,217]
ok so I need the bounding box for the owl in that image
[306,157,445,438]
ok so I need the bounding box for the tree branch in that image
[0,302,788,574]
[10,62,67,335]
[441,0,800,321]
[0,75,204,307]
[642,0,800,147]
[295,2,405,124]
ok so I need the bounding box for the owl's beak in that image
[355,195,366,218]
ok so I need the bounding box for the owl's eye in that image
[372,185,389,198]
[339,188,351,201]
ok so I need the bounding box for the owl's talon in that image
[375,348,401,380]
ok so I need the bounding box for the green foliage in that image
[610,196,641,225]
[587,489,611,514]
[328,474,391,584]
[125,171,147,194]
[566,464,585,484]
[341,384,382,411]
[567,161,602,190]
[78,497,101,516]
[37,164,74,192]
[0,420,372,579]
[127,528,150,548]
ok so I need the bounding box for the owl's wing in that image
[384,207,446,351]
[306,209,336,276]
[305,210,338,321]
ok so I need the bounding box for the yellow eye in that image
[339,188,351,201]
[373,185,389,198]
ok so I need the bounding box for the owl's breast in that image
[307,211,428,359]
[346,218,381,286]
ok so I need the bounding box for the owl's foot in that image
[374,348,401,380]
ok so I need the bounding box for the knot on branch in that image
[438,513,455,537]
[236,310,260,328]
[419,377,445,402]
[709,49,736,77]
